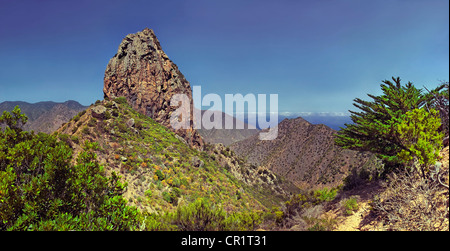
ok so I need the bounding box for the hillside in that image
[0,100,86,133]
[197,110,259,146]
[328,146,449,231]
[55,98,297,213]
[230,117,377,189]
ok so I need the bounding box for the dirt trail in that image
[335,202,371,231]
[331,182,383,231]
[333,146,449,231]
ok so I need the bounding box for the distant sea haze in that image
[236,112,352,131]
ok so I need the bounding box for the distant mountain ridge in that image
[281,114,352,131]
[230,117,375,189]
[0,100,87,134]
[197,110,259,146]
[241,113,352,131]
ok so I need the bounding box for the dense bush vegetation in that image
[335,77,449,231]
[162,198,261,231]
[0,106,267,231]
[262,187,339,231]
[336,77,445,175]
[395,108,443,176]
[0,106,140,230]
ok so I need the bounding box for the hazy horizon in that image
[0,0,448,114]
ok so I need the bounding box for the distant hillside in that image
[244,113,352,131]
[197,110,259,146]
[0,100,87,134]
[230,117,376,189]
[292,115,352,131]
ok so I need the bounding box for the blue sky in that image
[0,0,448,114]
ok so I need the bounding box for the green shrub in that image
[70,135,79,144]
[171,177,181,188]
[224,211,262,231]
[275,210,284,224]
[88,117,97,127]
[169,198,227,231]
[72,110,86,123]
[162,191,173,203]
[114,97,128,105]
[314,188,337,202]
[140,213,177,231]
[0,108,140,230]
[58,133,70,145]
[135,120,144,130]
[104,110,112,120]
[342,198,359,215]
[104,101,113,108]
[73,114,80,122]
[155,170,165,181]
[118,121,127,133]
[145,189,153,198]
[395,108,443,176]
[172,187,182,197]
[82,126,90,135]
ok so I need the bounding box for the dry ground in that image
[332,146,449,231]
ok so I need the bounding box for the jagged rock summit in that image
[103,28,203,149]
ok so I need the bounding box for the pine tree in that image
[335,77,444,173]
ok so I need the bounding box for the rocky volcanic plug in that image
[103,28,203,149]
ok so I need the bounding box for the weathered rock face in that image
[103,28,203,149]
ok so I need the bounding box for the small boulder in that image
[127,118,135,128]
[190,156,204,168]
[91,105,107,120]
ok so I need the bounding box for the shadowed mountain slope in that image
[230,117,376,189]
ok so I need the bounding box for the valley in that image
[1,27,448,232]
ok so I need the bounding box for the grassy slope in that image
[55,98,287,215]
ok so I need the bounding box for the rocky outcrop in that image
[103,28,203,149]
[91,105,107,120]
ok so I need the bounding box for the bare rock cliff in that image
[103,28,203,149]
